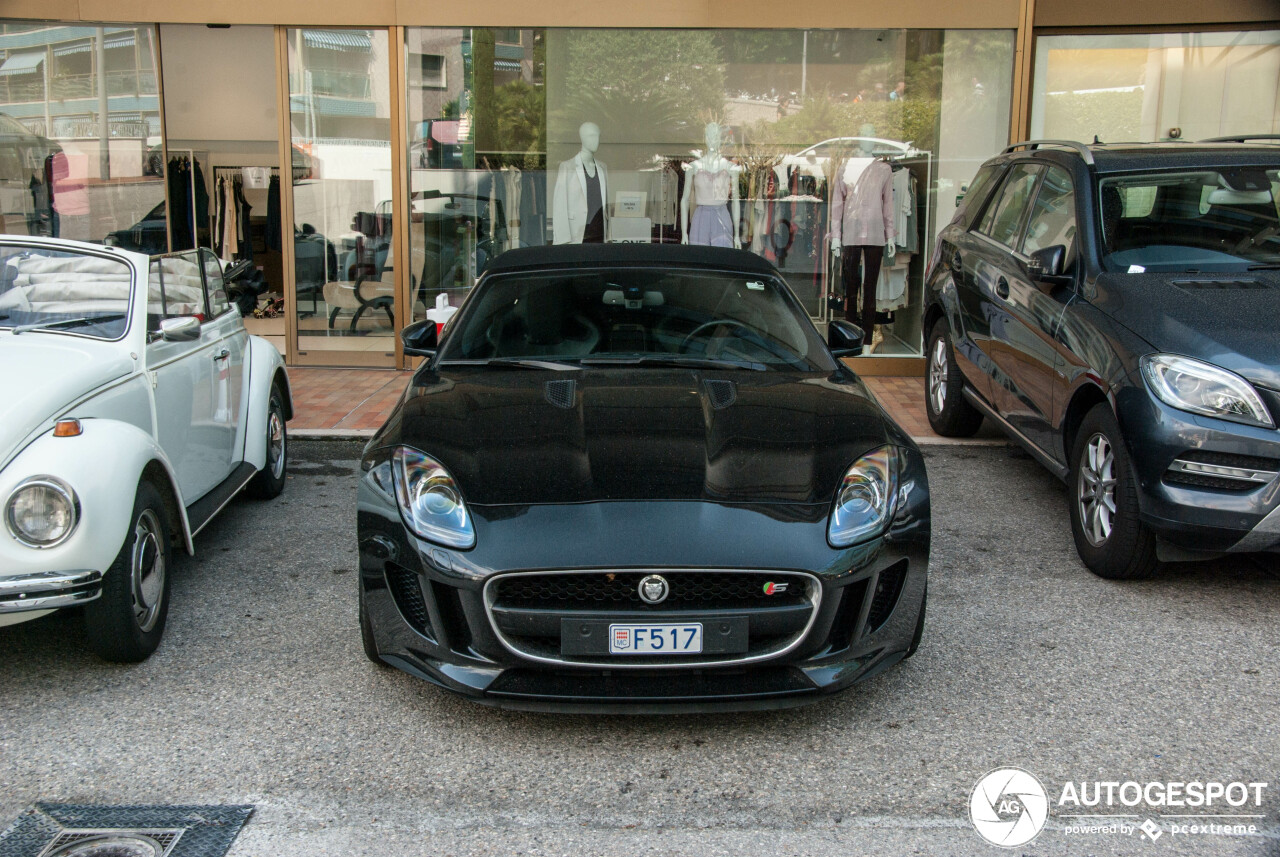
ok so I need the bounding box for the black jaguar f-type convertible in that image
[356,244,930,711]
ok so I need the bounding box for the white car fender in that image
[0,420,194,581]
[241,334,292,472]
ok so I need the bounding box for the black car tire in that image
[925,320,984,437]
[245,382,288,500]
[904,582,926,659]
[84,481,173,663]
[359,586,385,666]
[1068,404,1158,580]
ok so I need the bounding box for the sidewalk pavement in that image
[287,367,1006,445]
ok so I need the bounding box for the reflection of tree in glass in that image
[562,31,726,146]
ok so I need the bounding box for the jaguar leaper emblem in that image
[638,574,669,605]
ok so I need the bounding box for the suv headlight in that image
[828,446,899,548]
[1141,354,1274,428]
[5,477,79,548]
[391,447,475,549]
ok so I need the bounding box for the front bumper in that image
[1116,385,1280,553]
[0,569,102,613]
[356,449,930,712]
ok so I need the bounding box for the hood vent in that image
[1172,278,1269,291]
[704,378,737,410]
[544,379,576,409]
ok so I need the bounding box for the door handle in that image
[212,348,230,362]
[996,277,1010,300]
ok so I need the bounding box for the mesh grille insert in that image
[493,571,809,609]
[386,565,433,638]
[866,560,908,632]
[544,379,576,409]
[704,379,737,410]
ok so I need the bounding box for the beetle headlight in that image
[5,477,79,548]
[391,447,475,549]
[1141,354,1274,428]
[828,446,899,548]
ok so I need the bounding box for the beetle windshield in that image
[0,244,134,339]
[1099,168,1280,272]
[440,267,835,372]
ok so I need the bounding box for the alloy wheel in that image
[928,337,947,415]
[130,508,166,632]
[268,402,286,480]
[1077,432,1118,547]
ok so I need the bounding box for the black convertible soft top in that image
[484,243,779,277]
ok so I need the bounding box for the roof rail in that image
[1003,139,1095,166]
[1200,134,1280,144]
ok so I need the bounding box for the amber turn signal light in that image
[53,419,82,437]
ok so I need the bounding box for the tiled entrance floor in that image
[288,367,1006,444]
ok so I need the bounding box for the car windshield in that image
[0,244,135,339]
[439,267,835,372]
[1099,167,1280,272]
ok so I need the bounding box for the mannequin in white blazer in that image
[552,122,610,244]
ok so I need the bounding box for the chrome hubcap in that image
[928,337,947,415]
[1077,432,1118,547]
[130,508,165,632]
[268,404,286,480]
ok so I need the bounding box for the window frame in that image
[1018,163,1078,265]
[973,161,1044,252]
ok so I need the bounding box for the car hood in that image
[1092,271,1280,390]
[0,334,135,465]
[380,367,894,506]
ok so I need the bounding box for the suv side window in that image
[1020,165,1077,270]
[976,163,1042,249]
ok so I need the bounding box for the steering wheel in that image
[678,319,757,356]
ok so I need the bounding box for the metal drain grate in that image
[0,805,251,857]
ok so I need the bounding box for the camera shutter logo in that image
[969,767,1050,847]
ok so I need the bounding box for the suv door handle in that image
[996,277,1010,300]
[212,348,230,362]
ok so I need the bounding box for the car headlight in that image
[391,447,475,549]
[1141,354,1274,428]
[828,446,899,548]
[5,477,79,548]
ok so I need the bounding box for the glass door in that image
[287,27,396,366]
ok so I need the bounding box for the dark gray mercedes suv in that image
[923,137,1280,579]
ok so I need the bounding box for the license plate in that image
[608,623,703,655]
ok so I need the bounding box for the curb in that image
[291,428,376,440]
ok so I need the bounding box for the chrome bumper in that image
[0,569,102,612]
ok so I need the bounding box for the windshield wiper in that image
[12,313,127,335]
[580,355,768,372]
[443,357,581,371]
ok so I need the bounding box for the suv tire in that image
[925,319,984,437]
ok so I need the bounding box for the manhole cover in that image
[0,806,250,857]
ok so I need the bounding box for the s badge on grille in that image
[638,574,669,605]
[763,581,789,595]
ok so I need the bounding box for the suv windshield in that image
[1099,167,1280,272]
[440,267,834,372]
[0,244,134,339]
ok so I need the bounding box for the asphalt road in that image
[2,440,1279,857]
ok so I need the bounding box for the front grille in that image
[386,564,433,639]
[487,570,819,668]
[866,559,908,632]
[493,571,810,610]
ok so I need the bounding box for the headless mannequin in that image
[680,122,741,249]
[552,122,608,244]
[831,132,895,340]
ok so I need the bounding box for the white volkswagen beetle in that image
[0,236,290,661]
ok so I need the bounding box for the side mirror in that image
[828,319,865,358]
[1026,245,1072,286]
[401,319,438,357]
[159,316,201,342]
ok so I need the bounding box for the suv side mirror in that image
[828,319,865,358]
[1026,245,1072,286]
[401,319,438,357]
[159,316,201,342]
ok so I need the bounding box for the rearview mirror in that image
[401,319,438,357]
[160,316,200,342]
[828,319,864,358]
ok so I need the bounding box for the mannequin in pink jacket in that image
[830,132,895,341]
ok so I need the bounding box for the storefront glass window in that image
[288,28,396,365]
[0,22,163,246]
[1030,30,1280,143]
[406,27,1013,358]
